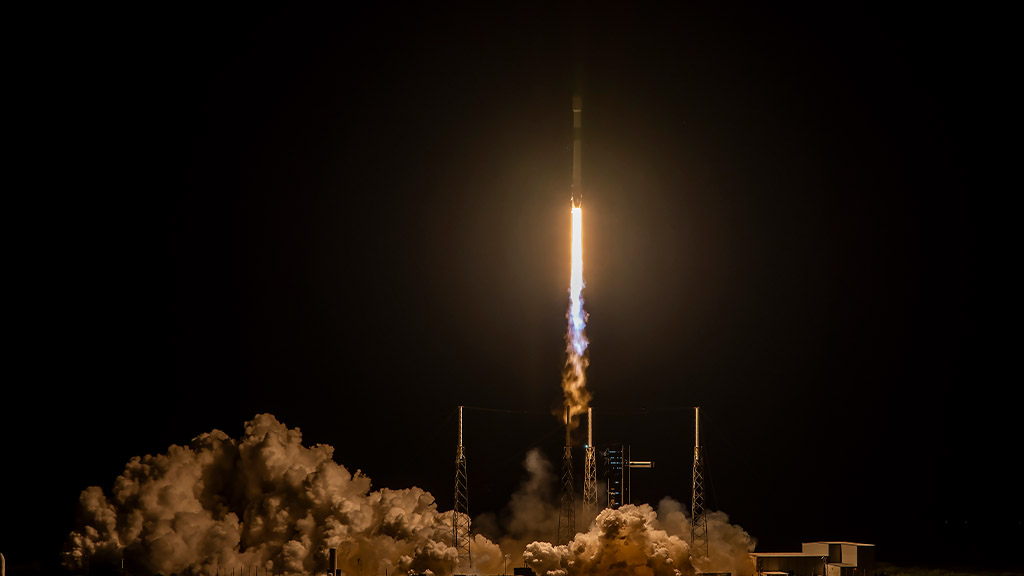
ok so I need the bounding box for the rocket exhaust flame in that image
[569,204,585,351]
[562,202,590,424]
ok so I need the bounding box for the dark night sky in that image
[4,4,1017,573]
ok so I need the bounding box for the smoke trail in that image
[562,203,591,425]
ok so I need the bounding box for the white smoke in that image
[522,499,756,576]
[655,498,758,576]
[475,450,755,575]
[63,414,505,575]
[65,415,756,576]
[525,503,690,575]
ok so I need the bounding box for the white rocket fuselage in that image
[572,96,582,207]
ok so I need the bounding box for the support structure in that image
[691,406,709,562]
[605,444,625,509]
[583,407,597,513]
[605,444,654,509]
[557,406,576,545]
[453,406,471,567]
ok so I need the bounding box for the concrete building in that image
[750,552,826,576]
[750,542,875,576]
[802,542,874,576]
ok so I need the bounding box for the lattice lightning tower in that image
[583,407,597,512]
[691,406,709,562]
[452,406,471,567]
[557,406,576,545]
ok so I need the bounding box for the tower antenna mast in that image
[557,406,577,545]
[453,406,471,567]
[583,407,598,512]
[691,406,709,561]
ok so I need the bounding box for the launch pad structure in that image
[605,443,654,510]
[451,404,711,556]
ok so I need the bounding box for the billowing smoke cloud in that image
[524,504,690,576]
[475,450,754,575]
[523,499,756,576]
[655,498,759,576]
[66,415,756,576]
[63,414,505,575]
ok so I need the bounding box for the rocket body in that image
[572,96,582,207]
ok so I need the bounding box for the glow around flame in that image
[563,202,590,423]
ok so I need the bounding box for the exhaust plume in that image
[562,202,591,426]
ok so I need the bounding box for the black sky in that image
[4,4,1017,573]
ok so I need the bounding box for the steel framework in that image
[691,406,709,562]
[557,407,576,545]
[583,407,598,513]
[453,406,471,567]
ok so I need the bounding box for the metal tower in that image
[452,406,471,567]
[557,406,576,545]
[691,406,709,562]
[583,407,598,513]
